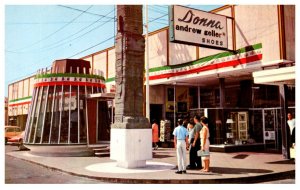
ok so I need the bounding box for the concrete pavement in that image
[6,147,295,184]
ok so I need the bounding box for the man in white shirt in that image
[287,113,295,147]
[173,119,189,174]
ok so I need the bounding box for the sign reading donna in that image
[169,5,228,49]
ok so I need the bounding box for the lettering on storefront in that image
[169,5,228,49]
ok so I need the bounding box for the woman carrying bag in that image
[199,116,210,172]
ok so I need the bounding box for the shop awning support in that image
[279,84,290,159]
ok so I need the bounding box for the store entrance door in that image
[150,104,163,124]
[87,100,111,144]
[87,99,97,144]
[263,108,281,150]
[96,101,110,142]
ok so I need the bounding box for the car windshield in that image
[6,128,15,132]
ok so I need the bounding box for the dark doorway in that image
[150,104,163,125]
[87,99,97,144]
[87,100,111,144]
[97,101,110,142]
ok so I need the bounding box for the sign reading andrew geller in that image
[169,5,228,50]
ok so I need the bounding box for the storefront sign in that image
[264,131,275,140]
[169,5,228,50]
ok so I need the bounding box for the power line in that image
[38,13,115,53]
[58,5,115,19]
[6,7,116,54]
[7,5,94,52]
[149,13,168,24]
[6,20,114,25]
[6,6,172,84]
[148,6,168,15]
[6,46,65,80]
[68,36,115,58]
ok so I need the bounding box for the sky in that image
[4,3,223,97]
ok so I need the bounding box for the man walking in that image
[173,119,189,174]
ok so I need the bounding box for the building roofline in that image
[79,5,229,60]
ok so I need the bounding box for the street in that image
[5,145,109,184]
[4,145,295,184]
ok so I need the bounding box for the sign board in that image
[264,131,275,140]
[169,5,228,50]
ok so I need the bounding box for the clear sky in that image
[4,4,222,97]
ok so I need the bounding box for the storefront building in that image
[7,5,295,153]
[4,97,8,125]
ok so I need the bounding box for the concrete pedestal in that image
[110,128,152,168]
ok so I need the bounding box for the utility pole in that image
[145,5,150,121]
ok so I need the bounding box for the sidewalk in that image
[6,148,295,184]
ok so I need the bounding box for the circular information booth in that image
[24,59,106,156]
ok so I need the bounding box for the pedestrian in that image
[173,119,189,174]
[187,115,202,169]
[287,113,295,148]
[187,118,195,167]
[152,119,159,150]
[183,117,189,128]
[200,116,210,172]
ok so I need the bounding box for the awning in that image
[86,93,115,101]
[253,66,295,85]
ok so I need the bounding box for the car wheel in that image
[5,138,8,145]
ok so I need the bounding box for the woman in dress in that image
[200,116,210,172]
[152,119,159,150]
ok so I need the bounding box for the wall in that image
[147,30,168,68]
[107,48,116,79]
[93,52,107,77]
[235,5,280,63]
[149,85,164,104]
[8,76,35,117]
[283,5,295,61]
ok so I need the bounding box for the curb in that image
[6,154,295,184]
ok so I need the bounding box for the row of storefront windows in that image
[187,84,295,109]
[161,83,295,147]
[15,79,295,147]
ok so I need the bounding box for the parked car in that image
[7,131,29,150]
[5,126,22,144]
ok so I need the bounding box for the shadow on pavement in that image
[232,154,249,159]
[153,154,174,159]
[210,167,273,174]
[266,160,295,165]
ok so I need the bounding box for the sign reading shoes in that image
[169,5,228,50]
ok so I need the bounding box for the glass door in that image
[263,109,278,150]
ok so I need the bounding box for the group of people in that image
[152,115,210,174]
[172,115,210,174]
[152,112,296,174]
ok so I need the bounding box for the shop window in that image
[287,85,295,107]
[50,86,62,144]
[42,86,54,143]
[189,87,198,109]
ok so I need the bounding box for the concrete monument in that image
[110,5,152,168]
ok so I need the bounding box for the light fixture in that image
[226,118,234,124]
